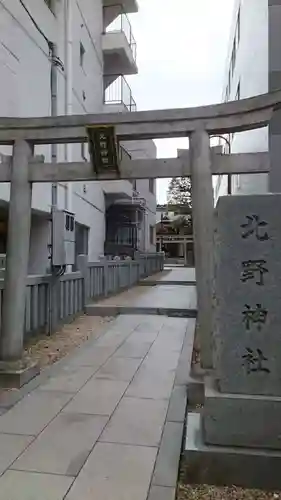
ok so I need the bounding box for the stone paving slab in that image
[114,340,152,358]
[125,285,196,310]
[67,345,117,367]
[100,397,168,446]
[145,349,181,372]
[125,370,175,399]
[94,357,142,381]
[39,366,95,393]
[128,329,160,344]
[141,267,196,284]
[151,333,185,353]
[87,304,197,318]
[175,318,196,386]
[166,385,188,423]
[0,390,73,436]
[62,379,128,416]
[152,421,184,487]
[0,469,74,500]
[65,442,157,500]
[163,267,196,281]
[12,413,108,476]
[86,284,197,317]
[0,434,33,475]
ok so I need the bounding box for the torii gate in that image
[0,90,281,372]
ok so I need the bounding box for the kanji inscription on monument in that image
[213,195,281,396]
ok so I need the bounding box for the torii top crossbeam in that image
[0,90,281,145]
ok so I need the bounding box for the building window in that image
[149,179,155,194]
[80,42,85,68]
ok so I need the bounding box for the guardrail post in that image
[190,128,214,369]
[50,276,60,334]
[128,260,133,286]
[77,254,89,308]
[103,260,109,297]
[0,140,32,361]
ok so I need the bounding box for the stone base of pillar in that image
[203,376,281,450]
[0,359,39,389]
[184,412,281,491]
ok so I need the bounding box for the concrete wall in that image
[0,0,156,270]
[215,0,269,202]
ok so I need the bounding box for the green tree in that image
[167,177,192,207]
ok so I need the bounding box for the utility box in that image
[52,209,75,266]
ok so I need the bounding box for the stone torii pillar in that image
[190,129,214,369]
[0,140,33,363]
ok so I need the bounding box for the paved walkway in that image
[87,267,197,318]
[141,267,196,285]
[0,268,196,500]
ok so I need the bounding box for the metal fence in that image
[0,253,164,339]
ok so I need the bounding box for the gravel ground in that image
[177,483,281,500]
[23,314,113,368]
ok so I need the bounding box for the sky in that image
[128,0,235,203]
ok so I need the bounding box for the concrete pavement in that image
[140,267,196,286]
[0,267,196,499]
[86,267,197,318]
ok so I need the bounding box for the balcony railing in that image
[103,4,137,62]
[104,75,137,112]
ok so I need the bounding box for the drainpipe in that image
[64,0,73,212]
[50,41,58,208]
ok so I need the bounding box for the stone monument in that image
[185,194,281,490]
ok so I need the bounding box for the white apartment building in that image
[214,0,281,204]
[0,0,156,273]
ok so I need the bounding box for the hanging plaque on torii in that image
[86,125,120,175]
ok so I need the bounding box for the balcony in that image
[104,75,137,113]
[102,5,137,76]
[103,0,138,19]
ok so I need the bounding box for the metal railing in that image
[103,4,137,62]
[0,254,164,339]
[104,75,137,112]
